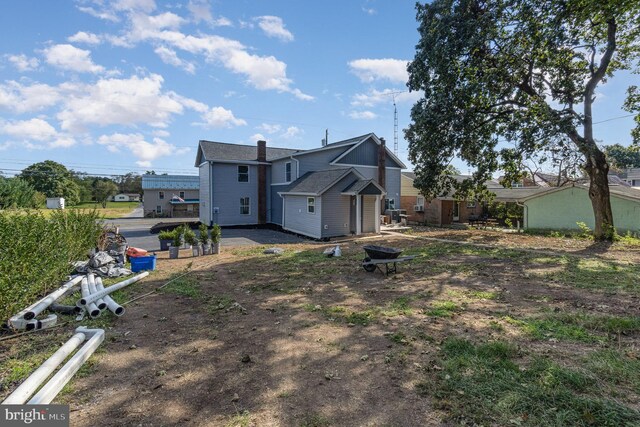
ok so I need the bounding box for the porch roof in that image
[341,179,386,196]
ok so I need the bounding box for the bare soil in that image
[2,229,639,426]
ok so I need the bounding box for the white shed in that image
[46,198,65,209]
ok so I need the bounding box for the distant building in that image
[612,168,640,188]
[141,175,199,218]
[112,193,141,202]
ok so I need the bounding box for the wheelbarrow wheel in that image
[362,257,376,272]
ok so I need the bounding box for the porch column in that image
[374,195,381,233]
[356,195,362,235]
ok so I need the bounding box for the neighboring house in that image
[112,193,141,202]
[401,172,548,225]
[195,133,405,239]
[141,175,199,218]
[521,184,640,232]
[610,168,640,187]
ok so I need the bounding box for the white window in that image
[179,191,185,199]
[156,205,162,214]
[385,198,395,210]
[238,165,249,182]
[512,181,524,188]
[417,196,425,206]
[307,197,315,214]
[159,191,164,200]
[240,197,250,215]
[285,162,292,182]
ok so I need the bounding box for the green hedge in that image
[0,210,102,323]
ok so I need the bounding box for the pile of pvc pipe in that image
[8,272,149,331]
[1,327,105,405]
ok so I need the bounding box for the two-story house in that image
[194,133,405,239]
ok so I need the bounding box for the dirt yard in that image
[2,228,640,426]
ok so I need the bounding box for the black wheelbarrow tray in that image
[361,245,415,275]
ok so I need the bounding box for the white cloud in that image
[154,46,195,73]
[97,132,188,166]
[6,54,39,72]
[349,110,378,120]
[76,6,120,22]
[254,16,294,42]
[113,0,156,13]
[0,81,60,113]
[281,126,302,138]
[68,31,102,45]
[351,88,421,107]
[199,106,247,128]
[250,133,266,142]
[348,58,408,84]
[362,7,377,15]
[258,123,281,134]
[187,0,212,24]
[42,44,105,73]
[128,12,186,41]
[152,129,170,137]
[57,74,183,131]
[212,17,233,27]
[0,118,76,148]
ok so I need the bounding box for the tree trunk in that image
[585,150,614,240]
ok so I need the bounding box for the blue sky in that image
[0,0,636,177]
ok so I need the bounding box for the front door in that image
[453,202,460,222]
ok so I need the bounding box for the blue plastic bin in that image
[130,255,156,272]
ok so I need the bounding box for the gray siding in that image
[297,147,347,175]
[336,138,378,166]
[211,162,258,225]
[320,174,359,238]
[283,195,322,238]
[385,169,402,205]
[143,189,199,217]
[270,184,287,225]
[271,158,297,184]
[362,195,377,233]
[199,163,211,225]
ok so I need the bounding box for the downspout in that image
[95,276,125,316]
[78,272,149,307]
[2,331,87,404]
[28,327,105,405]
[290,156,300,180]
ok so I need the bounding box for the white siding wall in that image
[283,195,322,238]
[211,163,258,225]
[199,163,211,225]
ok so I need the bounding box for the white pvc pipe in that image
[78,272,149,306]
[25,314,57,331]
[95,277,125,316]
[87,274,107,310]
[1,332,86,405]
[78,278,100,318]
[28,327,105,405]
[8,276,83,329]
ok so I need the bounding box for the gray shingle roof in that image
[198,140,301,162]
[283,169,354,195]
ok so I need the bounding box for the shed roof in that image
[521,183,640,203]
[141,175,199,190]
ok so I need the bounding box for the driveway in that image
[103,218,304,251]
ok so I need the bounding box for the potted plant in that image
[198,223,211,254]
[211,223,221,254]
[158,230,173,251]
[184,227,199,256]
[169,228,183,259]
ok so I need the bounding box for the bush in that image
[0,210,102,323]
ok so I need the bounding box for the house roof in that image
[269,133,370,162]
[141,175,199,190]
[521,183,640,203]
[281,168,361,196]
[196,140,300,165]
[402,172,502,190]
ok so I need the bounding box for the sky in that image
[0,0,637,178]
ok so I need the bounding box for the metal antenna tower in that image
[392,93,399,156]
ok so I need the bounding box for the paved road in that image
[103,218,304,251]
[122,204,143,218]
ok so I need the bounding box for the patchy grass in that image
[224,410,251,427]
[417,338,640,426]
[299,413,332,427]
[503,312,640,342]
[159,276,201,298]
[426,301,460,318]
[585,349,640,395]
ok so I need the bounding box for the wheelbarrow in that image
[361,245,415,275]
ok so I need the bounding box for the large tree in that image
[406,0,640,240]
[92,179,119,208]
[19,161,80,206]
[604,143,640,170]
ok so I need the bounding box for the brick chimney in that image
[378,137,386,189]
[257,140,267,224]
